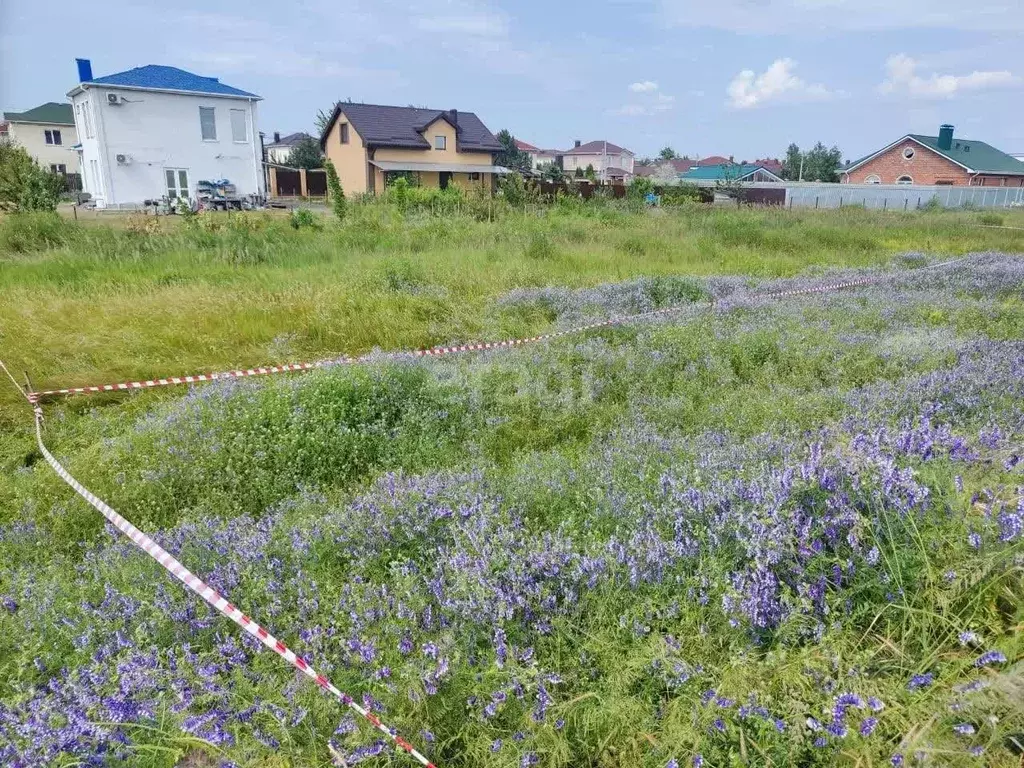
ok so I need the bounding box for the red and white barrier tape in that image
[34,277,879,399]
[0,363,435,767]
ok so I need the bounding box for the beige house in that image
[320,103,506,195]
[560,140,634,181]
[1,102,80,173]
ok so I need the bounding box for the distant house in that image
[320,103,505,195]
[755,158,784,177]
[265,131,314,165]
[0,102,79,174]
[696,155,731,167]
[514,139,559,170]
[680,163,783,183]
[67,59,264,207]
[560,140,634,181]
[842,124,1024,187]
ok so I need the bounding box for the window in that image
[49,164,67,174]
[902,147,915,160]
[896,175,913,185]
[82,101,94,138]
[45,129,62,145]
[340,123,349,144]
[90,159,102,195]
[230,109,247,142]
[199,107,217,140]
[434,134,446,150]
[935,180,954,186]
[468,172,480,181]
[165,168,189,199]
[864,174,881,184]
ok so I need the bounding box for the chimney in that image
[273,131,281,143]
[76,58,93,83]
[938,124,954,151]
[574,139,581,148]
[448,108,458,125]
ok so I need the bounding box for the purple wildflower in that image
[860,717,878,736]
[953,723,975,736]
[907,673,933,691]
[974,650,1007,667]
[891,754,904,767]
[958,631,980,647]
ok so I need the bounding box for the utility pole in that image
[799,154,805,182]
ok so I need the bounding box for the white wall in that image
[71,87,263,207]
[6,121,80,172]
[267,146,294,164]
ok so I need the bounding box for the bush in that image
[978,212,1003,226]
[0,141,65,212]
[324,160,347,221]
[498,172,529,207]
[289,207,322,230]
[524,231,558,260]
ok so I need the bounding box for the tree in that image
[0,140,65,212]
[803,142,843,183]
[494,129,532,174]
[541,163,564,182]
[288,136,324,169]
[574,167,584,179]
[780,142,842,182]
[584,164,597,183]
[658,146,679,161]
[782,143,802,180]
[324,160,346,221]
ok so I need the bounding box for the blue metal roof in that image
[85,65,259,99]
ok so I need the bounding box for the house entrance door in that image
[439,171,452,190]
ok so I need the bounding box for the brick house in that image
[842,125,1024,187]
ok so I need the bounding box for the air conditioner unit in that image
[115,153,132,165]
[106,93,123,106]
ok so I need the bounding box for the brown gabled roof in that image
[697,155,730,166]
[514,139,540,151]
[563,140,631,156]
[319,102,501,152]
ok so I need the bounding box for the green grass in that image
[1,204,1022,416]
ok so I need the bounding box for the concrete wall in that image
[323,110,370,195]
[71,86,262,207]
[6,121,80,172]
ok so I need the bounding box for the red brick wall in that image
[976,175,1024,187]
[843,140,969,185]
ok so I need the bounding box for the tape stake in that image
[24,403,435,768]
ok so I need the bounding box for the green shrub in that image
[0,141,65,213]
[979,212,1003,226]
[325,160,347,221]
[289,207,322,230]
[524,231,558,260]
[499,172,529,207]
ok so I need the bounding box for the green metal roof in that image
[679,163,780,181]
[2,102,74,125]
[907,134,1024,175]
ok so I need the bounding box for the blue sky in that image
[2,0,1022,161]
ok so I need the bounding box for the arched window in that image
[896,175,914,185]
[864,174,881,184]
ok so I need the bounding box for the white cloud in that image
[612,86,674,116]
[880,54,1019,98]
[726,58,834,109]
[660,0,1024,33]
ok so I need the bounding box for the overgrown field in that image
[0,206,1022,767]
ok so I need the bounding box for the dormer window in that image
[434,135,446,150]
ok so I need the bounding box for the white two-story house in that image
[559,140,635,182]
[66,59,264,208]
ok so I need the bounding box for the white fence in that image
[783,182,1024,210]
